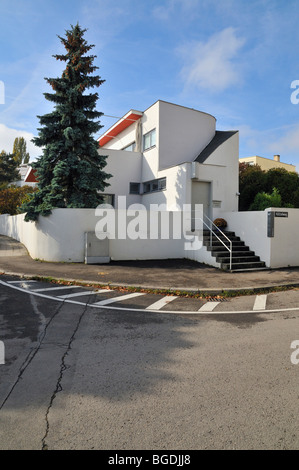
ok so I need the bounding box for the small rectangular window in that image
[142,177,166,194]
[152,180,159,191]
[143,129,156,151]
[129,182,140,194]
[143,182,151,193]
[123,142,136,152]
[158,178,166,190]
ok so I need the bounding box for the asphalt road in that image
[1,274,299,450]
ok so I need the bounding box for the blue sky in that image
[1,0,299,169]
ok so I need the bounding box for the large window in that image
[143,128,156,151]
[143,177,166,194]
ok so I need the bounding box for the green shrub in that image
[249,187,283,211]
[0,186,38,215]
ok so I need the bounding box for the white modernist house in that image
[98,100,239,221]
[1,100,298,269]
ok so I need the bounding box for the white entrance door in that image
[191,181,211,229]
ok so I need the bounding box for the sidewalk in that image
[1,235,299,293]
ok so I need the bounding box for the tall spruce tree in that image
[24,24,111,222]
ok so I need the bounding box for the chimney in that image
[274,154,280,162]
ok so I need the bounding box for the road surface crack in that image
[41,302,89,450]
[0,299,65,411]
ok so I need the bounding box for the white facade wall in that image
[98,148,142,208]
[141,103,160,182]
[191,131,239,219]
[158,101,216,170]
[98,100,238,219]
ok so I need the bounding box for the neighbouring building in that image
[239,154,296,172]
[13,164,36,187]
[98,100,240,223]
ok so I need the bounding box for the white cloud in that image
[178,27,245,93]
[0,123,40,161]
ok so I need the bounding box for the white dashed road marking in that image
[198,301,220,312]
[7,280,37,284]
[253,295,267,311]
[146,295,177,310]
[1,278,299,315]
[57,289,109,299]
[92,292,146,306]
[32,285,80,292]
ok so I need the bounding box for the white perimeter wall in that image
[0,209,99,262]
[2,207,299,268]
[0,209,192,263]
[223,208,299,268]
[223,210,270,266]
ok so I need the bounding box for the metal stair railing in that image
[193,213,232,271]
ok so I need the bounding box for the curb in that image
[1,270,299,297]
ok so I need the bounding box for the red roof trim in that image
[24,168,38,183]
[99,111,142,147]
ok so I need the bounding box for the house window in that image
[143,177,166,194]
[123,142,136,152]
[158,178,166,190]
[129,182,140,194]
[143,129,156,151]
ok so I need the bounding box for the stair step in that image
[203,235,241,242]
[216,255,260,263]
[229,267,269,272]
[206,244,250,252]
[202,229,267,272]
[204,241,245,249]
[203,230,236,237]
[221,261,266,271]
[214,250,255,258]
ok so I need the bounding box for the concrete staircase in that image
[203,230,266,271]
